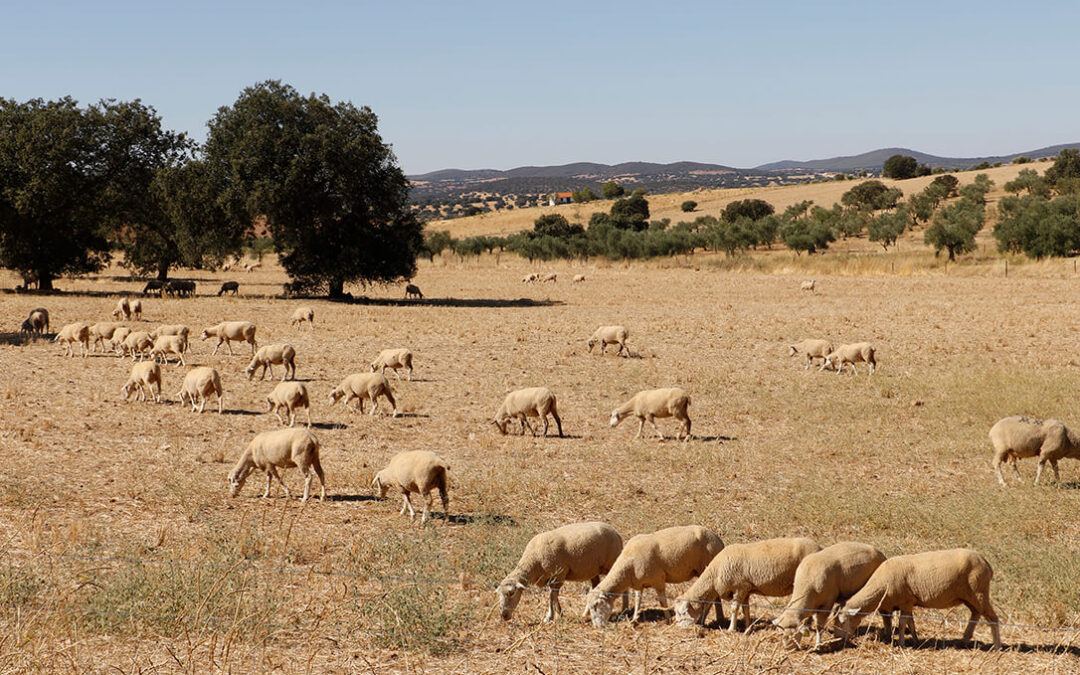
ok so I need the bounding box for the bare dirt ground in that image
[2,251,1079,674]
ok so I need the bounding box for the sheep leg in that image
[402,493,416,519]
[634,417,645,440]
[993,457,1008,486]
[647,416,665,441]
[302,470,312,502]
[369,395,379,416]
[263,470,274,498]
[654,583,671,619]
[273,405,286,425]
[1051,459,1061,483]
[961,608,981,644]
[541,414,549,437]
[631,590,643,623]
[305,405,312,428]
[407,367,412,381]
[197,393,206,413]
[1034,460,1045,486]
[520,415,536,436]
[421,490,432,524]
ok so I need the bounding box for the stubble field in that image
[2,252,1080,674]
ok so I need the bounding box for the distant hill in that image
[410,160,739,183]
[754,144,1080,172]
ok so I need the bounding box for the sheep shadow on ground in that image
[221,409,261,416]
[330,295,565,309]
[692,435,737,443]
[327,494,378,503]
[446,513,518,527]
[393,413,430,419]
[0,331,34,346]
[310,422,345,430]
[1056,481,1080,490]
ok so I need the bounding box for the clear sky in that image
[3,1,1078,175]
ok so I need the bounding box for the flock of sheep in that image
[15,273,1077,654]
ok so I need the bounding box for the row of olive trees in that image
[0,82,422,296]
[993,150,1080,258]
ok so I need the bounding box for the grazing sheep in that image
[117,331,154,361]
[990,415,1080,486]
[572,274,586,283]
[328,372,397,417]
[121,360,163,403]
[218,281,239,296]
[587,325,630,357]
[110,326,132,349]
[674,537,821,631]
[822,342,876,375]
[266,381,312,427]
[801,280,816,292]
[23,309,49,336]
[243,261,262,272]
[164,279,195,297]
[405,283,423,299]
[788,339,833,370]
[54,322,90,357]
[142,280,163,296]
[176,366,224,414]
[200,321,257,356]
[228,428,325,502]
[129,299,142,320]
[372,450,450,525]
[150,324,191,352]
[773,542,887,637]
[834,549,1001,649]
[112,297,133,321]
[289,306,315,330]
[498,522,624,622]
[586,525,725,627]
[19,318,34,336]
[541,273,557,283]
[610,388,691,441]
[370,348,414,381]
[89,322,122,352]
[493,387,563,437]
[522,273,539,284]
[149,334,187,366]
[246,343,297,381]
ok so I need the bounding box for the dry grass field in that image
[3,244,1080,673]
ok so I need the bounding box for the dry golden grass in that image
[432,161,1053,239]
[2,248,1079,673]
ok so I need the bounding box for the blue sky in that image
[3,1,1078,174]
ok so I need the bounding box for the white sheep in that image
[149,334,187,366]
[176,366,224,414]
[290,306,315,330]
[117,330,154,361]
[522,273,539,284]
[990,415,1080,486]
[801,279,816,292]
[674,537,821,631]
[266,381,312,427]
[541,273,557,283]
[370,348,414,381]
[120,360,163,403]
[89,322,123,352]
[586,525,724,627]
[493,387,563,437]
[572,274,586,283]
[610,388,691,441]
[200,321,258,356]
[497,522,624,622]
[129,299,142,320]
[112,297,132,321]
[110,326,132,350]
[243,261,262,273]
[228,428,325,502]
[773,542,887,637]
[788,339,833,370]
[371,450,450,525]
[328,373,397,417]
[833,549,1001,649]
[246,343,297,381]
[587,325,630,356]
[150,324,191,353]
[822,342,876,375]
[54,322,90,358]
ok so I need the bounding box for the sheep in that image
[788,339,833,370]
[121,360,163,403]
[228,428,325,502]
[176,366,224,414]
[289,306,315,330]
[116,331,154,361]
[150,324,191,352]
[142,280,163,296]
[572,274,586,283]
[19,318,34,336]
[89,322,123,352]
[801,279,816,292]
[112,297,133,321]
[54,322,90,358]
[371,450,450,525]
[586,525,724,627]
[833,549,1001,649]
[243,261,262,273]
[497,522,624,622]
[217,281,239,296]
[522,272,539,284]
[773,542,886,639]
[989,415,1080,486]
[587,325,630,357]
[246,343,297,381]
[370,348,414,381]
[328,372,397,417]
[493,387,563,437]
[110,326,132,349]
[149,334,187,366]
[24,309,49,336]
[674,537,821,631]
[164,279,195,297]
[541,273,557,283]
[266,381,312,427]
[405,283,423,299]
[200,321,257,356]
[822,342,876,375]
[610,388,691,441]
[129,299,143,320]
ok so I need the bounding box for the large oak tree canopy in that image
[205,81,422,297]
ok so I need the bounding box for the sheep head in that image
[831,608,861,639]
[586,590,614,628]
[788,345,798,357]
[120,382,134,401]
[673,598,704,627]
[609,410,627,428]
[496,579,527,621]
[586,338,597,352]
[492,417,508,435]
[228,465,252,497]
[328,388,345,406]
[200,329,211,341]
[371,473,389,498]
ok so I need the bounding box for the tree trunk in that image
[35,270,53,291]
[328,279,345,298]
[156,263,170,282]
